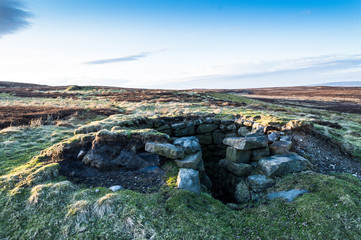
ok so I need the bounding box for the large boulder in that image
[259,153,311,177]
[173,136,201,154]
[269,141,292,155]
[177,168,201,194]
[223,136,268,150]
[175,151,202,169]
[226,147,251,163]
[247,175,275,193]
[219,159,252,177]
[145,142,185,159]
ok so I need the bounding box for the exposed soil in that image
[0,106,121,129]
[248,97,361,114]
[292,130,361,181]
[59,159,165,193]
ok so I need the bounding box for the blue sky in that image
[0,0,361,88]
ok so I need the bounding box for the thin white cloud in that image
[83,48,166,65]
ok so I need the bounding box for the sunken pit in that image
[49,116,311,203]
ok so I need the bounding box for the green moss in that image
[0,126,73,176]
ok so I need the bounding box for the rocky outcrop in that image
[259,153,311,177]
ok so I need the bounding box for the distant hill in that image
[311,81,361,87]
[0,81,47,88]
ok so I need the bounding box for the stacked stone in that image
[145,137,212,194]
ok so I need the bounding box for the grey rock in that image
[251,124,265,134]
[267,189,309,202]
[156,124,171,132]
[196,124,219,134]
[246,133,265,137]
[267,132,281,143]
[77,150,86,159]
[171,122,187,130]
[219,159,252,177]
[235,180,250,203]
[237,127,249,137]
[177,168,201,194]
[225,132,238,138]
[175,151,202,169]
[174,127,194,137]
[280,135,292,142]
[174,136,201,154]
[196,134,213,144]
[145,142,185,159]
[205,117,214,123]
[247,175,275,193]
[226,147,251,163]
[223,136,268,150]
[259,153,311,177]
[269,141,292,155]
[251,146,271,161]
[212,130,225,145]
[194,118,205,126]
[227,123,237,131]
[109,185,123,192]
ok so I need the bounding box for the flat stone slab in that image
[247,175,275,193]
[145,142,185,159]
[177,168,201,194]
[173,136,201,154]
[267,189,309,202]
[219,159,252,177]
[175,151,202,169]
[259,153,310,177]
[223,136,268,150]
